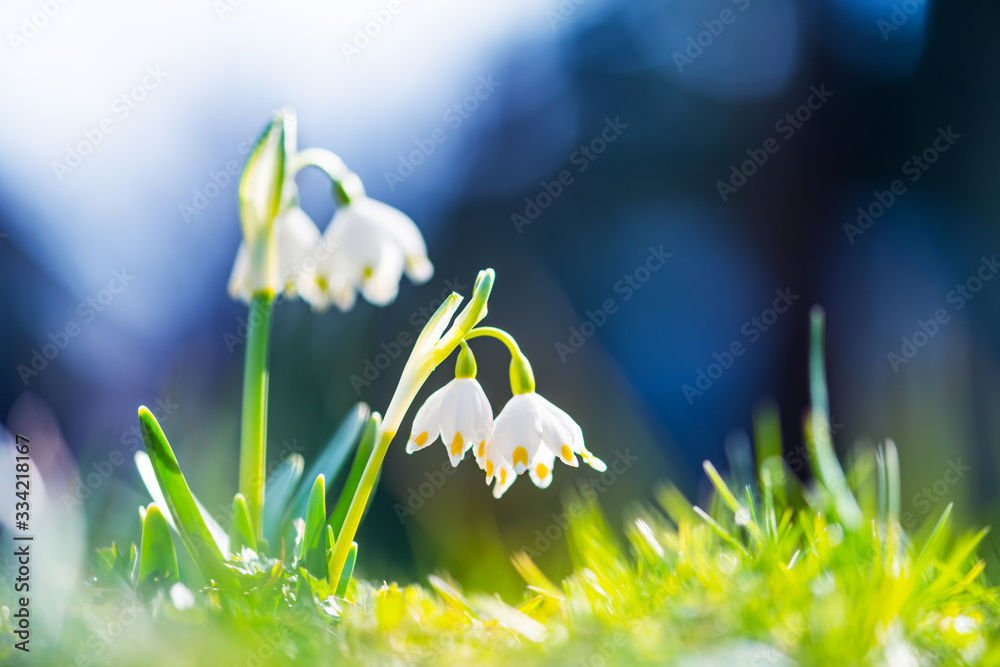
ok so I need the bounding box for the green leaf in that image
[303,474,328,578]
[135,450,230,555]
[261,453,304,546]
[328,412,381,536]
[287,403,369,526]
[334,542,357,598]
[228,493,257,554]
[138,504,179,589]
[138,406,236,587]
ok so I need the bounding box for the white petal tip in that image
[585,456,607,472]
[407,257,434,283]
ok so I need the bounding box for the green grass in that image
[3,309,998,666]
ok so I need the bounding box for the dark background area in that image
[2,0,999,595]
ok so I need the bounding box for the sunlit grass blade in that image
[138,504,178,589]
[915,502,953,573]
[328,412,381,536]
[703,460,762,545]
[138,407,236,587]
[228,493,256,554]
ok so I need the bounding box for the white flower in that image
[306,196,433,312]
[481,392,605,499]
[406,378,493,467]
[228,206,322,302]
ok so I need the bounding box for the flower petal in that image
[228,243,251,303]
[407,385,447,453]
[276,206,321,296]
[528,446,556,489]
[439,379,493,468]
[491,394,544,475]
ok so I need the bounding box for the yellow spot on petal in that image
[536,464,548,479]
[450,433,463,456]
[561,444,573,462]
[486,461,494,477]
[500,468,507,484]
[513,447,528,468]
[415,432,428,447]
[478,441,486,457]
[363,266,373,279]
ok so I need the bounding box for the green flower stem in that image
[239,291,274,541]
[329,428,394,585]
[465,326,535,394]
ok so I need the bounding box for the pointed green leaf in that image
[261,453,304,545]
[135,450,230,554]
[228,493,257,554]
[303,474,328,578]
[328,412,381,535]
[334,542,357,598]
[138,407,236,587]
[138,504,179,589]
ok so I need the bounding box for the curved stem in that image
[464,326,523,358]
[288,148,366,204]
[239,292,273,541]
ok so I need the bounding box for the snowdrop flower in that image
[463,332,605,499]
[227,108,432,312]
[306,196,434,312]
[228,205,322,302]
[482,391,606,498]
[406,343,493,467]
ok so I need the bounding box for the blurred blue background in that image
[2,0,1000,594]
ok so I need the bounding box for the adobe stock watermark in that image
[178,133,256,223]
[60,397,179,511]
[545,0,588,30]
[348,277,470,394]
[7,0,73,54]
[340,0,404,62]
[555,245,672,363]
[843,126,960,244]
[877,0,928,41]
[214,0,248,20]
[887,254,998,373]
[384,75,502,191]
[52,65,169,181]
[716,84,833,202]
[523,448,638,558]
[512,117,629,234]
[682,288,799,405]
[672,0,751,73]
[17,268,135,386]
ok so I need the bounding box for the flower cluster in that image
[406,334,605,498]
[228,108,433,311]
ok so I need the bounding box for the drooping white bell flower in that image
[406,342,493,467]
[481,391,606,499]
[407,378,494,467]
[228,205,322,302]
[307,196,434,312]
